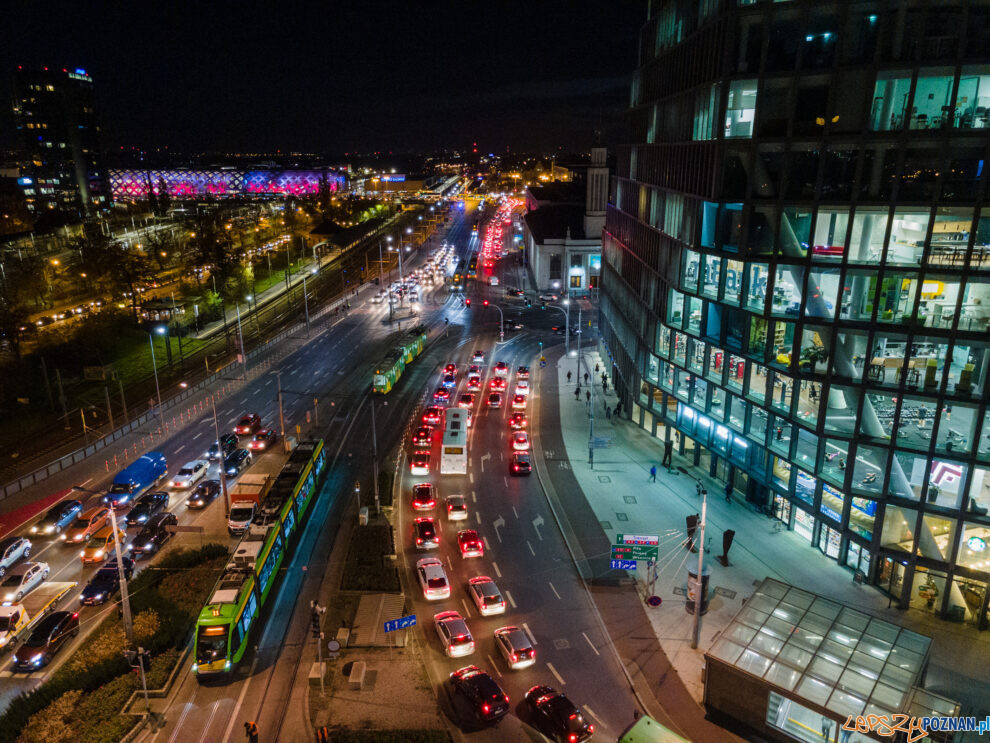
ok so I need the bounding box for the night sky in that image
[1,1,643,156]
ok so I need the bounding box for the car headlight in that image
[80,550,86,557]
[192,662,199,672]
[60,533,67,541]
[31,653,43,665]
[94,593,104,601]
[145,542,154,550]
[94,550,104,558]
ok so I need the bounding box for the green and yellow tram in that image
[372,326,428,394]
[192,439,327,679]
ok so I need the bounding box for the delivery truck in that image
[104,451,168,507]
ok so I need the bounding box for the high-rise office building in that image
[600,0,990,630]
[12,66,108,220]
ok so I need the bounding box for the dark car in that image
[224,449,253,477]
[187,479,221,509]
[233,413,262,436]
[29,499,83,537]
[125,491,169,527]
[510,452,532,476]
[206,433,238,462]
[80,558,134,605]
[525,685,594,742]
[129,512,176,559]
[450,665,510,725]
[414,517,440,550]
[12,611,79,670]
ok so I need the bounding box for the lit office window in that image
[725,80,757,138]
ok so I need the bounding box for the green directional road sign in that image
[611,533,659,561]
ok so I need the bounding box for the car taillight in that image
[588,724,594,732]
[569,735,577,742]
[511,653,517,662]
[513,465,519,471]
[482,704,489,714]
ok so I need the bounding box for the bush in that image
[18,690,80,743]
[377,468,394,508]
[340,524,399,592]
[327,731,449,743]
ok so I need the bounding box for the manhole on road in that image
[600,520,613,530]
[598,475,611,483]
[553,638,570,650]
[623,495,637,504]
[673,586,686,596]
[615,513,629,522]
[715,587,737,599]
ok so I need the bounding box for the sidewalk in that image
[552,348,990,725]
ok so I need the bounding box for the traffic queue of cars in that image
[406,355,593,740]
[0,411,272,672]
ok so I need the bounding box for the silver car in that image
[1,561,50,603]
[0,537,31,577]
[494,625,536,669]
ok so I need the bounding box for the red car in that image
[508,413,528,429]
[457,529,484,558]
[412,483,436,511]
[234,413,262,435]
[444,363,458,375]
[422,406,444,426]
[433,387,451,403]
[489,377,506,391]
[248,428,278,450]
[412,426,434,448]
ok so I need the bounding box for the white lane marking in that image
[526,540,535,556]
[492,561,502,578]
[487,654,503,677]
[512,506,518,519]
[532,514,544,540]
[447,555,454,571]
[175,445,185,454]
[475,512,481,524]
[503,476,509,487]
[582,632,600,655]
[548,581,561,600]
[483,536,491,551]
[461,598,472,618]
[253,388,262,395]
[492,515,505,542]
[469,472,474,484]
[192,432,203,440]
[505,590,517,609]
[197,699,223,743]
[583,705,604,725]
[167,700,195,743]
[522,623,538,645]
[500,451,504,461]
[480,452,490,472]
[80,478,92,487]
[547,662,566,686]
[471,491,477,503]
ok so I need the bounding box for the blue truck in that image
[104,452,168,507]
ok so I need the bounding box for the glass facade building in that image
[600,0,990,630]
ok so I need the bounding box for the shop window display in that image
[746,262,769,312]
[918,515,957,562]
[793,507,815,540]
[850,444,886,497]
[946,575,988,630]
[956,522,990,572]
[820,482,846,527]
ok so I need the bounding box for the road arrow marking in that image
[532,514,545,540]
[480,453,490,472]
[492,515,505,543]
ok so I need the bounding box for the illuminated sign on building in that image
[380,174,406,182]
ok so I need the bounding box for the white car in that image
[0,537,32,578]
[512,432,530,451]
[1,561,49,603]
[493,362,509,378]
[494,626,537,669]
[445,495,468,521]
[169,460,208,489]
[416,557,450,600]
[471,350,486,364]
[515,380,530,396]
[468,576,505,616]
[434,611,475,658]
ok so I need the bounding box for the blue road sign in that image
[610,559,638,570]
[383,615,417,633]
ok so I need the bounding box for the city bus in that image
[192,440,327,680]
[440,408,468,474]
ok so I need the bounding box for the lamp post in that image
[210,394,230,516]
[691,491,708,649]
[301,269,315,336]
[273,370,287,452]
[148,326,166,422]
[235,301,246,380]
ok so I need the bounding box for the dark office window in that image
[785,147,822,200]
[793,81,830,136]
[757,79,791,137]
[941,149,986,202]
[754,145,786,199]
[899,146,942,201]
[830,68,872,134]
[766,13,802,71]
[841,10,879,64]
[722,150,749,201]
[820,146,858,201]
[799,14,839,70]
[736,17,764,74]
[549,254,562,280]
[965,9,990,60]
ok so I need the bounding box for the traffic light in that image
[465,298,471,307]
[140,650,151,672]
[541,303,547,310]
[482,300,489,307]
[526,299,532,308]
[311,610,321,638]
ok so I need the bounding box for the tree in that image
[189,212,244,300]
[145,175,158,216]
[316,172,333,221]
[75,232,153,320]
[157,176,172,216]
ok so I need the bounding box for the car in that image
[80,525,125,565]
[80,558,134,605]
[468,365,481,375]
[416,557,450,600]
[434,610,475,657]
[495,626,537,669]
[468,576,505,616]
[525,685,594,742]
[410,451,430,476]
[433,387,451,403]
[422,406,444,426]
[511,394,526,410]
[471,350,485,364]
[411,483,437,511]
[411,426,435,448]
[187,479,221,509]
[466,375,482,392]
[449,665,510,724]
[457,529,484,558]
[61,506,110,544]
[248,428,279,451]
[538,293,558,302]
[510,452,532,476]
[1,561,49,602]
[30,499,83,537]
[441,373,457,389]
[414,517,440,549]
[125,491,169,527]
[11,610,79,670]
[129,512,177,559]
[0,537,32,579]
[516,366,530,379]
[169,460,208,489]
[506,288,525,297]
[487,392,503,409]
[508,413,528,430]
[224,449,253,477]
[443,363,458,375]
[493,361,509,377]
[515,380,530,396]
[489,377,506,391]
[206,433,238,461]
[446,495,468,521]
[512,432,530,451]
[458,393,475,408]
[234,413,262,436]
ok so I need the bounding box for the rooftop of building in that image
[523,203,588,243]
[526,181,584,205]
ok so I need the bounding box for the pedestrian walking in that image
[725,480,733,503]
[662,439,673,469]
[244,721,259,743]
[605,406,612,420]
[595,363,600,373]
[649,465,657,482]
[584,372,589,385]
[575,387,581,400]
[567,371,572,383]
[602,380,608,394]
[585,390,591,403]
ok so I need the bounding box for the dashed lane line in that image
[522,622,538,646]
[547,662,566,686]
[505,590,516,609]
[582,632,600,655]
[526,540,535,556]
[492,561,502,578]
[548,581,561,600]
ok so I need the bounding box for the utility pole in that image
[55,368,69,429]
[274,371,287,451]
[210,395,230,516]
[371,397,380,513]
[104,384,115,431]
[302,271,313,336]
[235,301,246,380]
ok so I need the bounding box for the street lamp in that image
[235,300,247,380]
[148,326,166,421]
[301,268,316,336]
